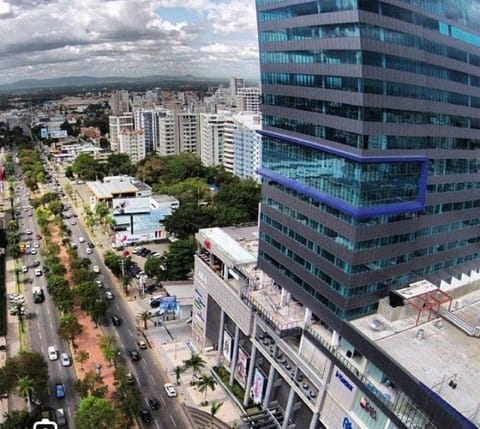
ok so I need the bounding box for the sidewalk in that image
[128,296,243,428]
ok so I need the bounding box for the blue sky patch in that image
[156,7,199,24]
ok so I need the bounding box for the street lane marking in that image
[170,415,177,427]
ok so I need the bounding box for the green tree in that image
[113,365,141,426]
[162,238,196,280]
[163,202,217,239]
[136,310,154,330]
[0,410,37,429]
[106,153,135,176]
[76,350,90,370]
[75,396,120,429]
[144,255,166,281]
[183,353,206,385]
[72,153,100,181]
[0,350,49,394]
[196,373,217,405]
[162,152,206,184]
[17,376,35,412]
[210,400,224,428]
[58,313,83,348]
[99,335,117,367]
[74,370,108,398]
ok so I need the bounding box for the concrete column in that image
[223,263,229,280]
[331,330,340,349]
[229,325,241,386]
[243,344,257,406]
[281,387,296,429]
[308,412,320,429]
[262,364,276,409]
[304,307,312,325]
[216,310,225,367]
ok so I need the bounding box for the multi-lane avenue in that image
[15,151,191,428]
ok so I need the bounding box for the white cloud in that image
[0,0,260,84]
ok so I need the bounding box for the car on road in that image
[22,265,28,273]
[26,229,32,235]
[96,279,103,288]
[148,398,161,410]
[55,383,65,399]
[137,339,148,350]
[36,234,42,240]
[126,372,135,385]
[87,241,95,248]
[105,291,114,300]
[164,383,177,398]
[48,346,59,361]
[25,242,31,248]
[111,315,122,326]
[33,259,41,267]
[34,269,42,277]
[71,220,76,225]
[128,349,140,361]
[139,408,152,423]
[31,249,37,255]
[86,247,92,255]
[42,265,49,273]
[93,265,100,273]
[60,353,71,367]
[33,241,40,248]
[78,236,85,243]
[55,408,66,426]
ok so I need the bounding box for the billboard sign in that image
[235,348,248,387]
[250,368,265,405]
[159,296,177,312]
[50,130,68,138]
[222,331,232,363]
[40,128,49,138]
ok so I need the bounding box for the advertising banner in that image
[250,368,265,405]
[235,348,248,387]
[222,331,232,363]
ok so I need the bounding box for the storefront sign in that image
[336,370,354,391]
[343,417,353,429]
[359,397,377,420]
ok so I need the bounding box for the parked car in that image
[87,241,95,248]
[93,265,100,273]
[86,247,92,255]
[105,291,114,300]
[126,372,135,385]
[137,339,148,350]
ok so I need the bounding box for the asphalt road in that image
[36,151,191,428]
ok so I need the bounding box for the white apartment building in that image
[133,108,158,155]
[199,112,233,167]
[157,108,176,157]
[230,77,245,106]
[236,87,262,113]
[118,129,145,164]
[233,113,262,183]
[176,111,200,154]
[222,115,237,175]
[109,113,134,152]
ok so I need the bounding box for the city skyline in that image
[0,0,260,85]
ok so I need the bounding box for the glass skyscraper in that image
[256,0,480,324]
[253,2,480,426]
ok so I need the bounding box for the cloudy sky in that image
[0,0,260,84]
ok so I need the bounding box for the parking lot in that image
[123,241,171,268]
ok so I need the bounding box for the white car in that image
[164,383,177,397]
[22,265,28,273]
[48,346,59,361]
[31,249,37,255]
[60,353,71,367]
[79,237,85,243]
[86,247,92,255]
[26,229,32,235]
[71,220,76,225]
[33,242,39,248]
[105,291,114,300]
[93,265,100,273]
[34,269,42,277]
[25,242,31,248]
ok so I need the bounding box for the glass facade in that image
[256,0,480,318]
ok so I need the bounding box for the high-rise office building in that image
[221,0,480,428]
[236,87,262,113]
[233,112,263,182]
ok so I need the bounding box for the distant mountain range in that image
[0,74,248,93]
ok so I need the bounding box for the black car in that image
[87,241,95,248]
[128,349,140,361]
[111,315,122,326]
[148,398,161,410]
[150,299,160,308]
[145,284,157,294]
[139,408,152,423]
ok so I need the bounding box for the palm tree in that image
[136,310,154,330]
[183,353,206,385]
[196,373,217,406]
[76,350,90,370]
[99,335,118,367]
[17,376,35,412]
[210,400,223,429]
